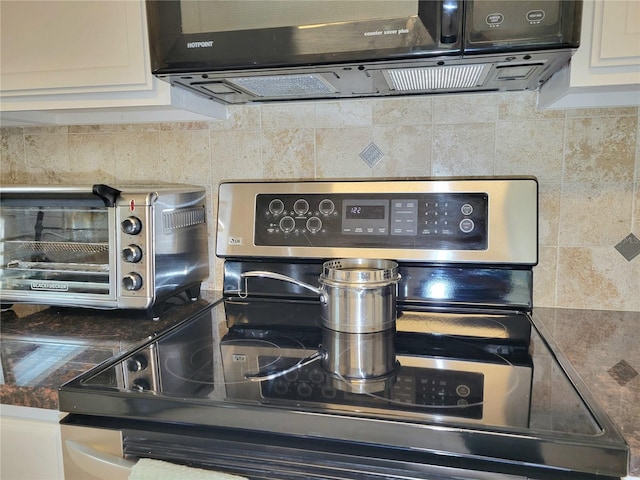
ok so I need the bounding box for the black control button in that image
[318,199,335,215]
[279,216,295,233]
[456,384,471,397]
[306,217,322,233]
[459,218,475,233]
[293,199,309,215]
[297,382,313,397]
[308,369,325,384]
[268,199,285,215]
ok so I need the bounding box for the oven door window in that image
[0,206,112,296]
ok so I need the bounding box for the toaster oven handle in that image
[92,184,121,207]
[441,0,459,44]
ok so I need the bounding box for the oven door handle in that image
[65,439,135,479]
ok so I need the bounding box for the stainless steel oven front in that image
[0,184,209,311]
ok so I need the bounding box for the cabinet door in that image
[0,408,64,480]
[0,0,148,96]
[574,0,640,86]
[538,0,640,109]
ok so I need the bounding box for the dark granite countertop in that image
[1,301,638,476]
[0,291,222,409]
[533,308,639,477]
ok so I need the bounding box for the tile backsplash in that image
[2,91,639,311]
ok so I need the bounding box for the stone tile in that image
[566,106,638,118]
[494,119,564,182]
[432,93,498,124]
[261,103,316,129]
[68,124,114,134]
[210,129,263,186]
[159,130,211,185]
[533,246,557,307]
[24,131,70,184]
[608,360,638,386]
[558,182,633,246]
[614,233,640,261]
[538,183,561,246]
[23,126,68,135]
[431,123,494,176]
[498,91,565,120]
[112,132,162,184]
[371,125,431,178]
[1,127,27,183]
[315,100,373,128]
[564,116,637,183]
[373,96,432,125]
[68,133,116,184]
[634,181,640,233]
[315,127,373,178]
[209,105,261,131]
[556,247,640,311]
[262,127,315,180]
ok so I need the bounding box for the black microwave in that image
[146,0,582,104]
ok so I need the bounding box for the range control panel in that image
[258,356,484,420]
[254,193,488,250]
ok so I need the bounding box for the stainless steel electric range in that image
[59,178,629,480]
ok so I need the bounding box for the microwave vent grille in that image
[226,74,338,97]
[163,206,206,232]
[384,64,488,91]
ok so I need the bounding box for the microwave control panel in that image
[253,193,488,250]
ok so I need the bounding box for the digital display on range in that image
[345,204,386,220]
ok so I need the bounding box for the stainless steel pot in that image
[240,258,400,333]
[245,328,399,394]
[322,328,398,394]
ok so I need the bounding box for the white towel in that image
[128,458,248,480]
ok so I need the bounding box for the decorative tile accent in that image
[614,233,640,261]
[359,142,385,167]
[608,360,639,386]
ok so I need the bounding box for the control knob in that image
[127,354,148,373]
[121,216,142,235]
[279,216,296,233]
[122,244,143,263]
[122,272,143,291]
[130,379,151,392]
[306,217,322,233]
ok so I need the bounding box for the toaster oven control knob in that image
[121,216,142,235]
[122,245,143,263]
[127,355,148,373]
[122,273,143,291]
[130,379,151,392]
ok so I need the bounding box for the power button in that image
[459,218,475,233]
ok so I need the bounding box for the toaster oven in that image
[0,184,209,311]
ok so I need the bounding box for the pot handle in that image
[244,350,324,382]
[239,271,324,299]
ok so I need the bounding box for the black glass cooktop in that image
[59,298,628,478]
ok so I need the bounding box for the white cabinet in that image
[0,405,65,480]
[0,0,226,125]
[538,0,640,109]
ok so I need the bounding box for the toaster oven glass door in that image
[0,205,114,298]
